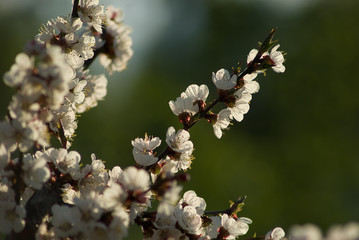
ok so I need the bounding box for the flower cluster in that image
[0,8,287,237]
[99,6,133,74]
[169,41,285,139]
[2,1,350,240]
[0,0,132,237]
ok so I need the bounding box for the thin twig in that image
[204,196,246,216]
[71,0,80,18]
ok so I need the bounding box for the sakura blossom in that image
[76,74,108,113]
[22,153,50,190]
[184,84,209,103]
[228,89,251,123]
[269,45,286,73]
[166,127,193,154]
[77,0,104,33]
[120,166,150,191]
[99,11,133,74]
[174,205,203,235]
[169,95,199,117]
[266,227,286,240]
[212,109,231,139]
[131,134,161,166]
[212,68,237,90]
[220,214,251,239]
[37,17,96,69]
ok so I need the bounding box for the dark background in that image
[1,0,359,238]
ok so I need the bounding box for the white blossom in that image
[108,166,123,186]
[184,84,209,102]
[55,150,81,178]
[22,153,50,190]
[0,144,10,176]
[76,74,108,113]
[51,204,81,238]
[99,13,133,74]
[289,224,323,240]
[169,96,198,116]
[154,211,177,230]
[174,205,203,235]
[61,183,80,204]
[228,89,251,122]
[73,33,96,60]
[3,52,32,88]
[244,49,263,83]
[73,191,103,233]
[78,0,104,33]
[221,214,250,239]
[213,109,231,139]
[120,166,150,191]
[50,105,78,140]
[242,76,260,94]
[67,79,87,107]
[326,222,359,240]
[157,181,182,216]
[0,120,36,152]
[173,190,206,235]
[0,202,26,234]
[132,134,161,166]
[167,152,194,173]
[179,190,206,216]
[270,45,286,73]
[108,207,130,239]
[206,216,222,239]
[166,127,193,153]
[38,148,84,180]
[212,68,237,90]
[0,178,15,203]
[129,191,152,222]
[37,17,82,43]
[266,227,286,240]
[105,5,124,24]
[37,17,96,69]
[246,44,285,75]
[79,154,108,194]
[35,222,56,240]
[101,183,126,210]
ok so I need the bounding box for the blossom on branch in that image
[0,1,295,239]
[265,227,286,240]
[212,68,237,90]
[98,6,133,74]
[212,109,231,139]
[77,0,105,33]
[132,134,161,167]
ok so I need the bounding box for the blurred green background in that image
[1,0,359,238]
